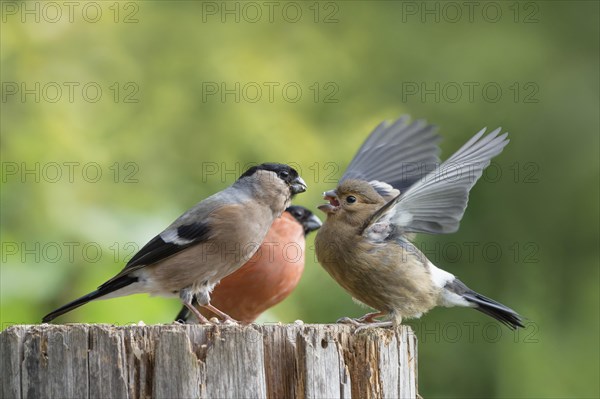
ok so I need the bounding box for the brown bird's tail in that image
[463,291,524,329]
[42,275,137,323]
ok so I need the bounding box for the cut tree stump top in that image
[1,323,418,399]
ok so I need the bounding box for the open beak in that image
[317,189,340,214]
[290,176,307,195]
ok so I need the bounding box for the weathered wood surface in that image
[1,323,418,399]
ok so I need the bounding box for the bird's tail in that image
[174,298,213,323]
[463,291,524,330]
[42,275,137,323]
[174,305,191,323]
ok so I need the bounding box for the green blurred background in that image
[1,1,598,397]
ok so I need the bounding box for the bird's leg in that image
[180,290,210,324]
[337,311,386,326]
[353,312,397,333]
[356,311,386,323]
[184,302,210,324]
[336,317,362,326]
[202,304,238,324]
[354,312,403,333]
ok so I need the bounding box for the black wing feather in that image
[128,222,211,268]
[126,235,186,268]
[100,221,211,289]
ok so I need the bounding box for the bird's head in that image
[318,179,386,228]
[239,163,307,196]
[286,205,322,235]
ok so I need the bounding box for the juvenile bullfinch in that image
[174,205,322,323]
[315,117,524,329]
[42,163,307,324]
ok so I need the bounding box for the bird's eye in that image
[279,171,289,179]
[346,195,357,204]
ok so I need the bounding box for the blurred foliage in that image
[1,1,598,398]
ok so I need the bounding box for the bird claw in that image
[356,311,385,323]
[336,316,364,326]
[336,316,394,333]
[203,304,239,324]
[338,311,387,327]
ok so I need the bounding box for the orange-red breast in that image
[175,206,321,323]
[42,163,307,324]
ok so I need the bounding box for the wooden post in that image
[1,323,418,399]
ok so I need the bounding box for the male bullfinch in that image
[174,205,321,323]
[315,117,524,329]
[42,163,307,324]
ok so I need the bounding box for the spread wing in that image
[341,116,441,195]
[362,127,509,240]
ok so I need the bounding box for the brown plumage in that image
[42,163,307,324]
[315,117,524,329]
[317,180,443,322]
[175,206,321,323]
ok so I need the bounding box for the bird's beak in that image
[303,213,323,235]
[290,176,308,195]
[318,189,340,214]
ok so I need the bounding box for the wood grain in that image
[1,324,417,399]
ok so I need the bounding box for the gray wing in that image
[362,127,509,238]
[100,190,236,286]
[341,116,441,194]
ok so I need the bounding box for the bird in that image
[42,163,307,324]
[174,205,322,323]
[314,116,524,330]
